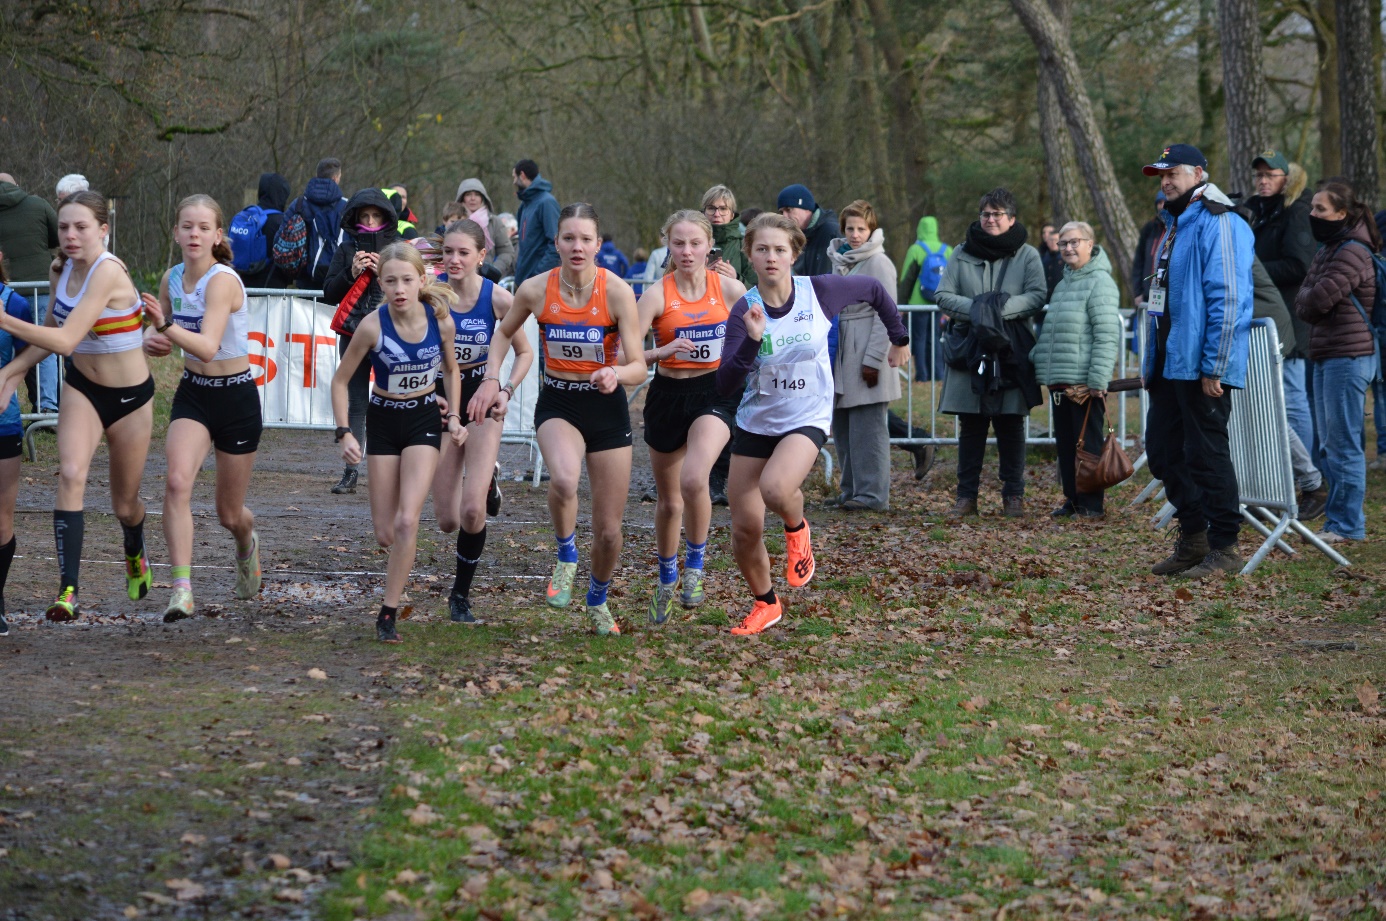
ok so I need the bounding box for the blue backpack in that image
[301,199,345,283]
[917,241,948,296]
[228,205,279,273]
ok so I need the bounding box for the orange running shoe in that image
[731,598,783,635]
[784,519,815,587]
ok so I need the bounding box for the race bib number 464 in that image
[388,370,436,393]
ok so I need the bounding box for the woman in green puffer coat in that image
[1030,221,1122,519]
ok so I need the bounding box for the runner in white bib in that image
[715,213,909,636]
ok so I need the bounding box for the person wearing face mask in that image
[1294,180,1381,544]
[322,189,401,494]
[1140,144,1254,579]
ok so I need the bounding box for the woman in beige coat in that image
[828,200,901,510]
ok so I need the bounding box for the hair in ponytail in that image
[378,242,457,320]
[175,194,234,266]
[1317,180,1384,251]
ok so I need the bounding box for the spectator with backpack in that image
[229,172,291,289]
[897,214,951,381]
[272,158,347,290]
[322,189,401,495]
[1294,179,1381,544]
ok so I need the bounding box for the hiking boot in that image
[731,598,783,636]
[1075,508,1106,521]
[679,568,706,609]
[376,613,402,644]
[45,586,79,622]
[163,586,195,623]
[586,602,620,636]
[331,467,359,494]
[126,547,152,601]
[234,530,262,599]
[709,471,729,507]
[1003,496,1025,518]
[486,463,503,517]
[946,498,979,520]
[1178,546,1243,579]
[546,561,577,608]
[0,605,8,637]
[1051,502,1076,519]
[1297,487,1327,521]
[448,591,482,624]
[1151,527,1210,576]
[912,445,936,481]
[648,580,677,625]
[785,519,815,588]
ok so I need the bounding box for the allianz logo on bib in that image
[547,326,603,343]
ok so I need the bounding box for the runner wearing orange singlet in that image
[471,203,646,636]
[637,210,746,624]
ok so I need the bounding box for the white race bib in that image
[672,325,724,363]
[757,360,816,399]
[545,326,606,364]
[388,370,436,393]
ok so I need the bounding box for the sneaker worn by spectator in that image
[1003,496,1024,518]
[1178,545,1243,579]
[1151,526,1210,576]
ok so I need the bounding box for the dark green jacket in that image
[0,182,59,282]
[712,220,755,287]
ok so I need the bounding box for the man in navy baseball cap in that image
[1142,143,1209,176]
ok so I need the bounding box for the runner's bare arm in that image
[0,259,131,356]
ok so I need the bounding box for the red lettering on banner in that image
[248,332,277,385]
[289,334,338,388]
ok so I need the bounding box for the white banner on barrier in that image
[248,295,341,427]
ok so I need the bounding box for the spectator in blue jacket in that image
[1140,145,1254,579]
[596,234,630,278]
[512,159,560,285]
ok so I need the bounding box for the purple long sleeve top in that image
[715,275,908,396]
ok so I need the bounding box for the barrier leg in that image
[1251,506,1298,554]
[1129,451,1149,476]
[22,418,58,462]
[1287,519,1352,567]
[1151,500,1176,529]
[531,440,545,488]
[1242,506,1295,556]
[1131,473,1161,507]
[819,447,834,486]
[1240,512,1294,575]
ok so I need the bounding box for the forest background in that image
[2,0,1383,291]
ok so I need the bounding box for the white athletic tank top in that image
[168,263,249,361]
[734,276,834,437]
[50,252,145,355]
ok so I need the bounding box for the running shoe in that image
[785,519,815,588]
[377,614,402,644]
[486,463,503,517]
[449,591,482,624]
[546,561,577,609]
[0,608,9,637]
[45,586,79,623]
[648,580,677,625]
[234,530,262,600]
[126,547,152,601]
[679,568,706,609]
[163,586,195,623]
[731,598,783,636]
[586,602,620,636]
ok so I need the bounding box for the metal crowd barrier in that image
[1146,320,1348,573]
[8,281,60,459]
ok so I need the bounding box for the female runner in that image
[0,191,154,620]
[637,209,745,624]
[472,203,645,636]
[0,248,33,636]
[715,213,909,635]
[332,243,466,643]
[140,194,262,621]
[433,219,532,624]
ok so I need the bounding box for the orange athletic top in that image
[539,269,620,375]
[652,271,730,370]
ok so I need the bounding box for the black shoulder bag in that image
[942,258,1010,371]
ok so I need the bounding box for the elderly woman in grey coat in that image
[934,188,1048,519]
[828,200,901,510]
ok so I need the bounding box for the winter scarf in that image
[964,221,1027,262]
[828,228,886,275]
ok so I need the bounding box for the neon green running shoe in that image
[546,561,577,609]
[126,548,152,601]
[234,531,262,600]
[163,586,195,623]
[679,568,705,609]
[586,602,620,636]
[45,586,79,622]
[648,580,677,625]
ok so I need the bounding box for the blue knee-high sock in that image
[684,539,706,571]
[658,554,678,586]
[587,575,611,607]
[556,532,578,564]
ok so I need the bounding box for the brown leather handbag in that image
[1075,396,1134,492]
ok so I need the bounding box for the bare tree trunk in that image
[1337,0,1379,203]
[1315,0,1342,176]
[1010,0,1139,282]
[1218,0,1268,195]
[848,3,897,228]
[1037,0,1082,226]
[1196,0,1223,178]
